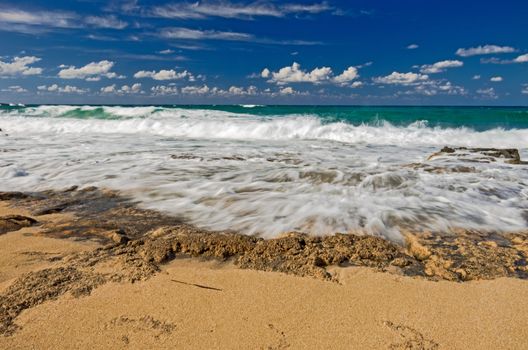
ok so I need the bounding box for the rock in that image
[428,147,527,165]
[455,268,468,281]
[441,146,455,153]
[479,240,498,248]
[405,234,431,261]
[109,229,130,245]
[0,215,38,234]
[0,192,30,201]
[312,256,327,267]
[34,204,68,215]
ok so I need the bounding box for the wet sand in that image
[1,191,528,349]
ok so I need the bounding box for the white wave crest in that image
[1,107,527,148]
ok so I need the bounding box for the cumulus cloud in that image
[522,85,528,95]
[181,85,211,94]
[490,76,503,82]
[413,81,466,96]
[151,85,179,95]
[1,85,27,92]
[350,81,363,88]
[333,67,359,85]
[279,86,295,95]
[263,62,332,85]
[149,1,333,20]
[134,69,193,81]
[261,68,271,78]
[0,56,43,77]
[158,49,175,54]
[58,60,124,80]
[150,84,258,97]
[262,62,360,86]
[513,54,528,63]
[419,60,463,74]
[472,75,481,80]
[407,44,419,50]
[455,45,516,57]
[37,84,88,94]
[85,15,127,29]
[373,72,429,85]
[100,83,142,94]
[476,87,498,99]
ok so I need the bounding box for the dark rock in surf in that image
[430,147,527,165]
[440,146,455,153]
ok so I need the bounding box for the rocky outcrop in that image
[0,215,38,235]
[428,146,527,164]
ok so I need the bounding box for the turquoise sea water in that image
[2,104,528,130]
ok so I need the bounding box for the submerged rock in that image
[429,146,527,164]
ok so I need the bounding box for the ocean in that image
[1,104,527,241]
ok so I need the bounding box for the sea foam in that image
[1,105,527,239]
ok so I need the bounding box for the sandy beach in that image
[1,190,527,349]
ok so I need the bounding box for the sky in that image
[0,0,527,105]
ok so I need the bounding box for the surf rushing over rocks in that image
[2,143,528,283]
[2,105,528,240]
[1,146,528,336]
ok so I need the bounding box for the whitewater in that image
[1,105,527,240]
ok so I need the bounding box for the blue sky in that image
[0,0,527,105]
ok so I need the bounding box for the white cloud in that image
[261,68,271,78]
[58,60,124,80]
[0,56,43,77]
[85,15,127,29]
[120,83,142,93]
[100,84,116,93]
[455,45,516,57]
[407,44,419,50]
[513,54,528,63]
[279,86,295,95]
[373,71,429,85]
[333,67,359,85]
[151,85,179,95]
[134,69,193,81]
[472,75,481,80]
[1,85,27,92]
[100,83,142,94]
[227,85,257,95]
[159,27,319,46]
[262,62,361,87]
[490,76,503,82]
[158,49,175,54]
[522,85,528,95]
[181,85,210,94]
[476,87,498,99]
[160,27,253,41]
[0,6,129,33]
[150,1,333,20]
[419,60,463,74]
[263,62,332,85]
[38,84,88,94]
[0,8,78,32]
[350,81,363,88]
[416,81,466,96]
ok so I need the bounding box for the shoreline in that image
[1,188,528,348]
